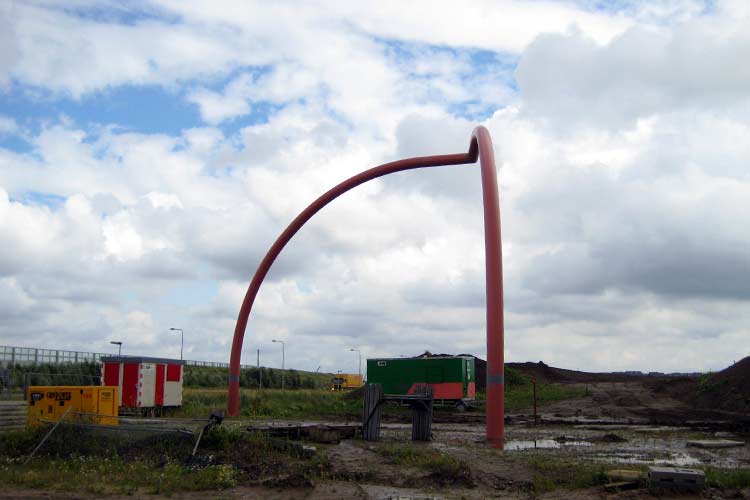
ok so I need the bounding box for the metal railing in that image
[0,345,250,369]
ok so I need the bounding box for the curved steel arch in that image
[227,126,505,447]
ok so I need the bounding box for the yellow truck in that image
[330,374,364,391]
[27,386,118,426]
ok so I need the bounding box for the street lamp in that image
[169,328,184,360]
[110,341,122,356]
[272,340,285,389]
[349,348,361,378]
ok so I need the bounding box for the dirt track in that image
[534,381,694,422]
[526,382,750,428]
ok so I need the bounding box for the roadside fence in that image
[0,345,248,369]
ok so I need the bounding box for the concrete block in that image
[648,466,705,489]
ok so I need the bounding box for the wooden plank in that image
[362,383,382,441]
[411,384,433,441]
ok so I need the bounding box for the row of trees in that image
[0,361,101,390]
[0,362,331,391]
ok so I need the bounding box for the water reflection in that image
[505,439,592,451]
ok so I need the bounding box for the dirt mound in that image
[506,362,569,383]
[694,356,750,413]
[506,361,647,384]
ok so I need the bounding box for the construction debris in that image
[648,466,705,489]
[686,439,745,449]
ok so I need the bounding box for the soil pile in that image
[506,361,646,384]
[694,356,750,413]
[506,362,571,383]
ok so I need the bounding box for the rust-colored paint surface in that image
[406,382,464,400]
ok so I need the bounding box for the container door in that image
[96,387,118,425]
[139,363,156,407]
[155,364,165,406]
[165,364,182,406]
[103,363,119,388]
[122,363,139,407]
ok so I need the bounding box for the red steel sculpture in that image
[227,126,505,448]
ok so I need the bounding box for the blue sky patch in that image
[0,84,203,142]
[48,3,181,27]
[217,101,285,137]
[10,191,67,210]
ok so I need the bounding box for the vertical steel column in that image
[474,126,505,448]
[227,126,504,448]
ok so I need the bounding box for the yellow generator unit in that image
[27,386,119,426]
[330,374,364,391]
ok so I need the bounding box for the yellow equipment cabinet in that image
[27,386,119,426]
[330,374,364,391]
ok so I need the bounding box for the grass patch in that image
[475,367,587,412]
[472,383,588,412]
[696,371,720,394]
[521,454,609,493]
[374,443,473,486]
[184,365,332,390]
[181,383,586,420]
[504,384,587,412]
[179,388,361,419]
[0,425,325,495]
[0,456,240,495]
[705,467,750,489]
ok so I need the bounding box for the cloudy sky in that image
[1,0,749,375]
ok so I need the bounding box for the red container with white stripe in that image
[100,356,185,410]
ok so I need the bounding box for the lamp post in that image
[349,348,361,378]
[169,328,183,360]
[110,341,122,356]
[272,340,285,389]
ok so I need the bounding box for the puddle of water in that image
[363,484,442,500]
[595,452,701,466]
[506,439,592,451]
[632,426,688,433]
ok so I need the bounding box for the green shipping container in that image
[366,356,476,402]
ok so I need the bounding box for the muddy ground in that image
[519,381,750,426]
[4,380,750,500]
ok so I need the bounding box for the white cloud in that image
[188,74,254,124]
[0,115,17,135]
[1,1,749,375]
[515,6,750,130]
[0,4,20,88]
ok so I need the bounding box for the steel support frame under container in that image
[227,126,505,448]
